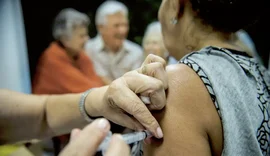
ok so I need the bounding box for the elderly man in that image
[85,0,143,85]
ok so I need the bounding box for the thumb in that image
[70,128,81,142]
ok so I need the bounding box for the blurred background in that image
[20,0,270,81]
[21,0,161,80]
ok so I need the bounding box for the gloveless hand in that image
[86,54,168,139]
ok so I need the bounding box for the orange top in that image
[32,42,104,94]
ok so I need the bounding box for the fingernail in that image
[98,118,109,130]
[156,127,163,138]
[140,96,151,104]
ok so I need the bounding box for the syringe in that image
[97,130,152,152]
[97,96,152,153]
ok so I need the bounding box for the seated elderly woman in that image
[33,8,104,94]
[142,21,177,65]
[32,8,104,154]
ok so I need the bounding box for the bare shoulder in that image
[144,64,223,156]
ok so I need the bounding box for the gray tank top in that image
[132,46,269,156]
[180,46,270,156]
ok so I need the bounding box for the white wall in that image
[0,0,31,93]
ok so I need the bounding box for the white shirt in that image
[85,35,143,80]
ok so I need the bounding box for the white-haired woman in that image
[142,21,177,65]
[32,8,104,154]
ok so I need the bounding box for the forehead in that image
[106,12,128,24]
[144,34,163,42]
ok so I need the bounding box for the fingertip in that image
[97,118,110,130]
[88,118,110,133]
[147,125,163,139]
[70,128,81,141]
[156,127,163,138]
[112,134,124,142]
[82,118,110,139]
[71,128,81,135]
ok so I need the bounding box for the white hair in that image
[144,21,162,37]
[143,21,163,45]
[95,0,128,26]
[52,8,90,40]
[143,21,169,58]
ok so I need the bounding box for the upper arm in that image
[144,64,223,156]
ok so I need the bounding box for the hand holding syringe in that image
[97,130,152,153]
[97,96,154,153]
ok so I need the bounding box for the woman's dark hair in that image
[190,0,266,33]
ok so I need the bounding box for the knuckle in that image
[160,59,166,67]
[156,62,164,69]
[147,54,166,65]
[108,78,126,94]
[155,80,164,89]
[147,54,155,60]
[151,62,164,74]
[107,95,116,108]
[106,89,115,104]
[107,83,117,95]
[145,117,157,128]
[110,79,121,90]
[150,92,166,110]
[145,54,155,63]
[141,65,147,75]
[132,104,146,115]
[123,71,136,80]
[155,56,166,66]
